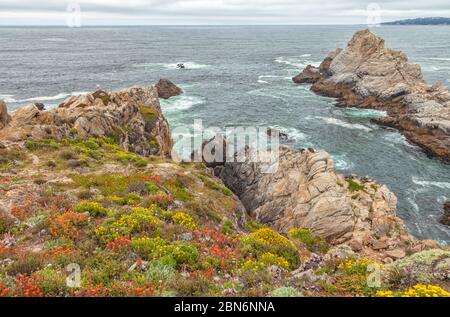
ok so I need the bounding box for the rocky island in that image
[293,29,450,162]
[0,77,448,297]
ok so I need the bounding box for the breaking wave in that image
[160,95,205,114]
[315,116,373,132]
[412,177,450,190]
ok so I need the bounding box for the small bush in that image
[36,268,68,296]
[131,237,199,267]
[6,253,45,275]
[95,207,160,243]
[144,260,176,284]
[259,252,290,270]
[145,182,160,194]
[240,228,300,270]
[74,201,108,217]
[347,179,365,192]
[172,212,197,230]
[48,211,88,240]
[288,228,329,254]
[116,151,147,168]
[25,139,59,151]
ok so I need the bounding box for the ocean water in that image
[1,25,449,245]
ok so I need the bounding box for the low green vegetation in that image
[346,179,365,192]
[289,228,329,254]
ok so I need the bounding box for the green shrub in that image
[222,187,233,196]
[169,242,200,266]
[95,207,160,243]
[25,139,60,151]
[144,260,176,284]
[288,228,329,254]
[36,268,68,296]
[240,228,300,270]
[116,151,148,168]
[145,182,160,194]
[172,212,197,230]
[110,194,141,206]
[347,179,365,192]
[131,237,199,267]
[74,201,108,217]
[140,106,159,122]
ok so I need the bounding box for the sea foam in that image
[315,116,372,132]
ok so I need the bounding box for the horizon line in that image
[1,23,448,27]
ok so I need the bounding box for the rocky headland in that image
[293,29,450,162]
[0,80,448,297]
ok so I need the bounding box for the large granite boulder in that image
[216,143,413,259]
[293,29,450,161]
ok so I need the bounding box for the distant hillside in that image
[383,17,450,25]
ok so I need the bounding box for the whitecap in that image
[160,95,205,114]
[275,56,321,69]
[407,197,420,213]
[332,154,354,170]
[270,125,308,142]
[17,91,89,103]
[315,116,372,132]
[412,177,450,189]
[43,38,68,42]
[0,94,16,103]
[383,132,418,149]
[340,107,387,118]
[427,57,450,61]
[257,75,286,84]
[334,159,354,170]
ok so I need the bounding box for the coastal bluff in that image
[0,83,182,158]
[293,29,450,162]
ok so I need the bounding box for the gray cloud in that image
[0,0,449,25]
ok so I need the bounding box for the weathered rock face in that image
[293,29,450,161]
[218,144,416,259]
[155,79,183,99]
[0,86,173,157]
[441,201,450,226]
[292,65,322,84]
[0,101,11,130]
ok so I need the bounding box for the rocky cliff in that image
[206,143,437,261]
[293,29,450,161]
[0,86,174,158]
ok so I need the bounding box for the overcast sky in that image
[0,0,449,25]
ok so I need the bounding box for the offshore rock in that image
[156,79,183,99]
[294,30,450,161]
